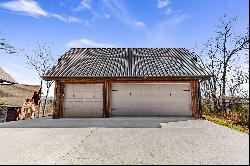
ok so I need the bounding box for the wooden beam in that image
[52,80,60,119]
[103,81,111,118]
[103,81,107,118]
[190,80,199,118]
[59,83,64,118]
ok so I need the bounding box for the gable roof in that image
[0,84,41,107]
[0,67,18,84]
[43,48,212,79]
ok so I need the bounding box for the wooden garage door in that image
[110,83,192,117]
[63,84,103,118]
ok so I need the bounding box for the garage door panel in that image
[63,84,103,118]
[111,83,192,117]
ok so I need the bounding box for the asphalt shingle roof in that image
[44,48,212,78]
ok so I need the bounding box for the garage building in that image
[43,48,211,119]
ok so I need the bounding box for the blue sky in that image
[0,0,249,95]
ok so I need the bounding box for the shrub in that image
[202,99,249,129]
[0,99,7,105]
[202,104,210,115]
[231,103,249,127]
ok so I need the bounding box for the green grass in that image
[203,115,249,134]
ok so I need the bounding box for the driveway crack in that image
[53,128,97,165]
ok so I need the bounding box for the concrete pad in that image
[0,117,194,128]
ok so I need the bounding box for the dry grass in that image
[203,115,249,134]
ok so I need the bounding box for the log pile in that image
[17,99,39,120]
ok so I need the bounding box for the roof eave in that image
[42,75,212,81]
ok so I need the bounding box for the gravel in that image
[0,119,248,165]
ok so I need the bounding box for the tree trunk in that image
[212,77,218,112]
[222,65,227,112]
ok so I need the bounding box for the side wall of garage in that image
[52,78,201,119]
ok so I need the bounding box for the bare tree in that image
[0,32,17,54]
[228,69,249,98]
[192,15,249,112]
[24,43,56,116]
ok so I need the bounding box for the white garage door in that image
[110,83,192,117]
[63,84,103,118]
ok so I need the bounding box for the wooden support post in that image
[195,80,200,118]
[197,80,202,118]
[103,81,110,118]
[103,81,107,118]
[191,80,199,118]
[59,83,64,118]
[107,81,111,118]
[52,80,60,119]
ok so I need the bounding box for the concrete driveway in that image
[0,118,249,165]
[0,117,194,128]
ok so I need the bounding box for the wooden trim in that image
[60,80,106,84]
[43,76,210,81]
[109,80,193,83]
[58,79,196,84]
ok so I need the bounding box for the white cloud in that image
[158,0,170,9]
[135,21,146,28]
[157,0,172,15]
[140,14,190,47]
[165,8,172,14]
[0,0,83,24]
[102,0,132,25]
[73,0,111,26]
[83,20,91,27]
[0,0,48,17]
[103,13,111,18]
[67,38,116,48]
[74,0,91,11]
[102,0,147,29]
[166,14,189,25]
[68,16,83,23]
[51,14,83,23]
[51,13,67,22]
